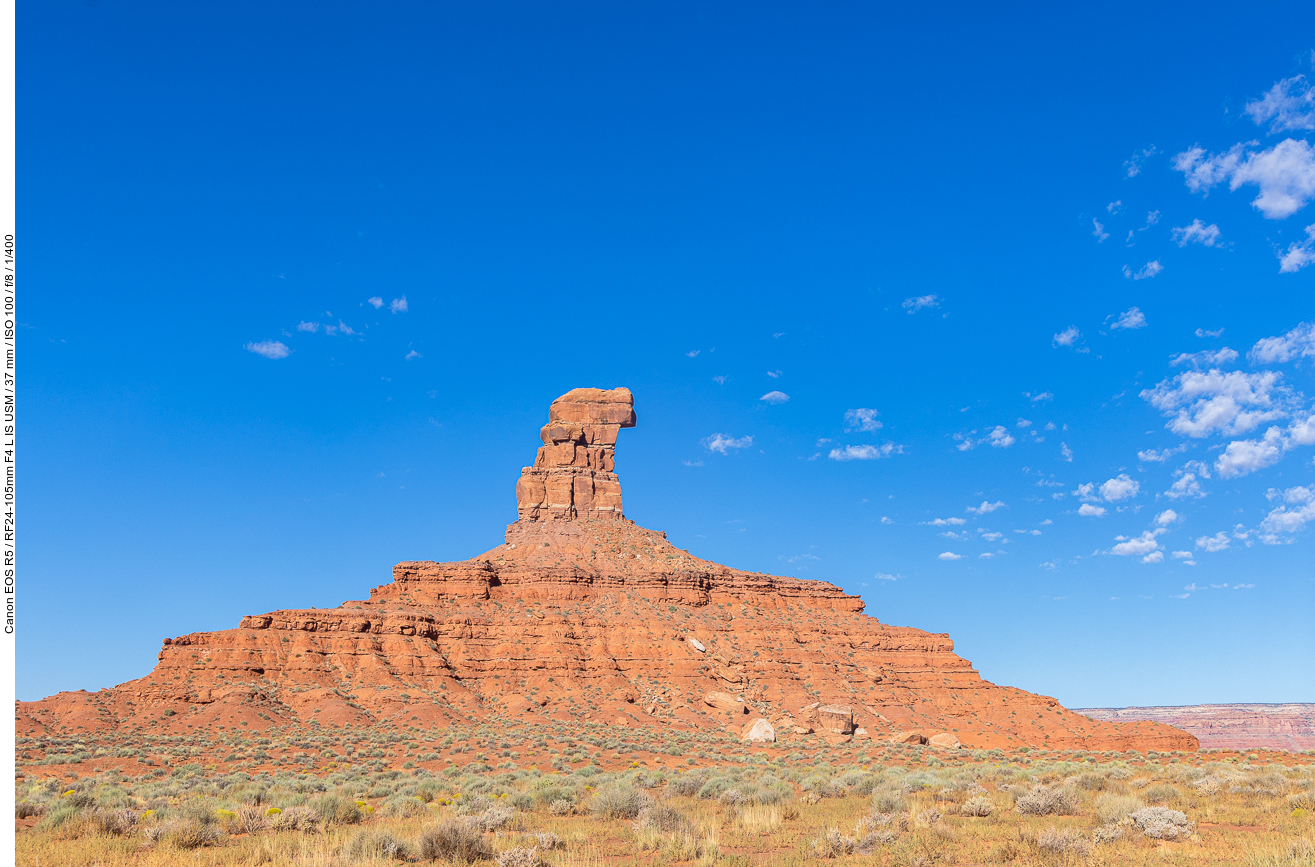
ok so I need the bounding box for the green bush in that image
[416,819,493,863]
[311,793,363,825]
[345,830,411,861]
[591,783,648,820]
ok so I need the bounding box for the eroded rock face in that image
[516,387,636,522]
[16,387,1200,755]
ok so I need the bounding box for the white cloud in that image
[245,340,291,359]
[874,572,901,581]
[1122,261,1163,280]
[1107,200,1124,214]
[902,295,939,313]
[880,516,893,525]
[760,391,789,405]
[404,349,422,361]
[1142,551,1165,564]
[1279,224,1315,272]
[1140,369,1290,438]
[1111,306,1147,330]
[1124,145,1158,177]
[1017,418,1032,428]
[1244,74,1315,134]
[937,552,963,561]
[1138,444,1187,462]
[389,296,408,313]
[367,297,384,309]
[1078,503,1107,517]
[703,433,753,454]
[1052,326,1080,348]
[1027,391,1054,402]
[986,426,1014,448]
[829,443,902,461]
[686,350,700,358]
[323,320,357,336]
[1171,550,1193,559]
[1171,348,1239,368]
[1172,219,1224,248]
[1100,474,1141,502]
[1112,529,1164,557]
[1092,218,1109,242]
[1250,321,1315,363]
[968,500,1006,514]
[1156,509,1179,526]
[296,321,320,332]
[1164,462,1207,499]
[1216,426,1285,478]
[1259,485,1315,542]
[1173,138,1315,219]
[1196,531,1230,552]
[767,369,782,378]
[713,375,728,385]
[1196,327,1225,338]
[922,517,967,526]
[1060,442,1073,462]
[844,408,882,432]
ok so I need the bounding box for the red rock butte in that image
[18,387,1197,753]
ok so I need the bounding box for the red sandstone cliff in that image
[17,388,1197,753]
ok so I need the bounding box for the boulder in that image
[797,701,821,729]
[687,637,705,653]
[742,718,776,743]
[890,730,928,745]
[821,732,853,745]
[928,732,961,749]
[704,691,749,714]
[818,704,855,734]
[854,727,870,739]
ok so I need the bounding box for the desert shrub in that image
[15,802,44,819]
[37,804,84,832]
[1015,785,1080,816]
[345,830,411,861]
[64,791,95,809]
[1092,824,1123,845]
[810,827,856,858]
[268,805,319,831]
[86,808,139,836]
[547,799,573,816]
[960,796,993,817]
[696,776,737,800]
[382,794,427,818]
[737,804,782,833]
[1144,783,1180,804]
[1130,806,1193,840]
[530,785,574,809]
[416,780,443,803]
[227,804,267,834]
[472,803,515,832]
[416,819,493,863]
[311,793,363,825]
[495,847,541,867]
[635,802,697,836]
[870,784,907,814]
[1037,826,1091,857]
[161,819,224,850]
[1095,793,1144,824]
[1076,772,1108,791]
[667,769,712,797]
[531,830,563,850]
[591,783,648,820]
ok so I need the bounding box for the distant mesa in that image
[17,388,1199,754]
[1076,704,1315,753]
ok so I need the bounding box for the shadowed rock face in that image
[17,388,1199,754]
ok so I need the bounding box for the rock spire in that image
[515,387,636,522]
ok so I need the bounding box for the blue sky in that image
[19,2,1315,706]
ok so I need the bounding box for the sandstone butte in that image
[17,387,1198,753]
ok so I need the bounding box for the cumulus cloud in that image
[245,340,291,359]
[390,296,408,313]
[686,350,700,358]
[937,552,963,561]
[1108,200,1124,214]
[955,426,1015,451]
[1156,509,1180,525]
[1078,503,1107,517]
[968,500,1006,514]
[367,297,384,309]
[1111,307,1148,330]
[404,349,422,360]
[874,572,901,581]
[844,408,882,432]
[923,517,967,526]
[1244,74,1315,134]
[1122,261,1163,280]
[828,443,902,461]
[1165,461,1211,499]
[1140,369,1291,438]
[323,320,357,336]
[1279,224,1315,272]
[1138,444,1187,462]
[1259,485,1315,542]
[1196,327,1225,338]
[703,433,753,454]
[1112,529,1165,557]
[1143,551,1165,563]
[1215,414,1315,478]
[1196,531,1231,552]
[1027,391,1054,402]
[1250,321,1315,363]
[1100,474,1141,502]
[1171,348,1239,368]
[1173,138,1315,219]
[760,391,789,405]
[902,295,939,313]
[1052,326,1081,348]
[1093,218,1109,242]
[1060,442,1073,462]
[296,321,320,332]
[1124,145,1158,177]
[1172,219,1223,247]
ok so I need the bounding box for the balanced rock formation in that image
[17,388,1198,754]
